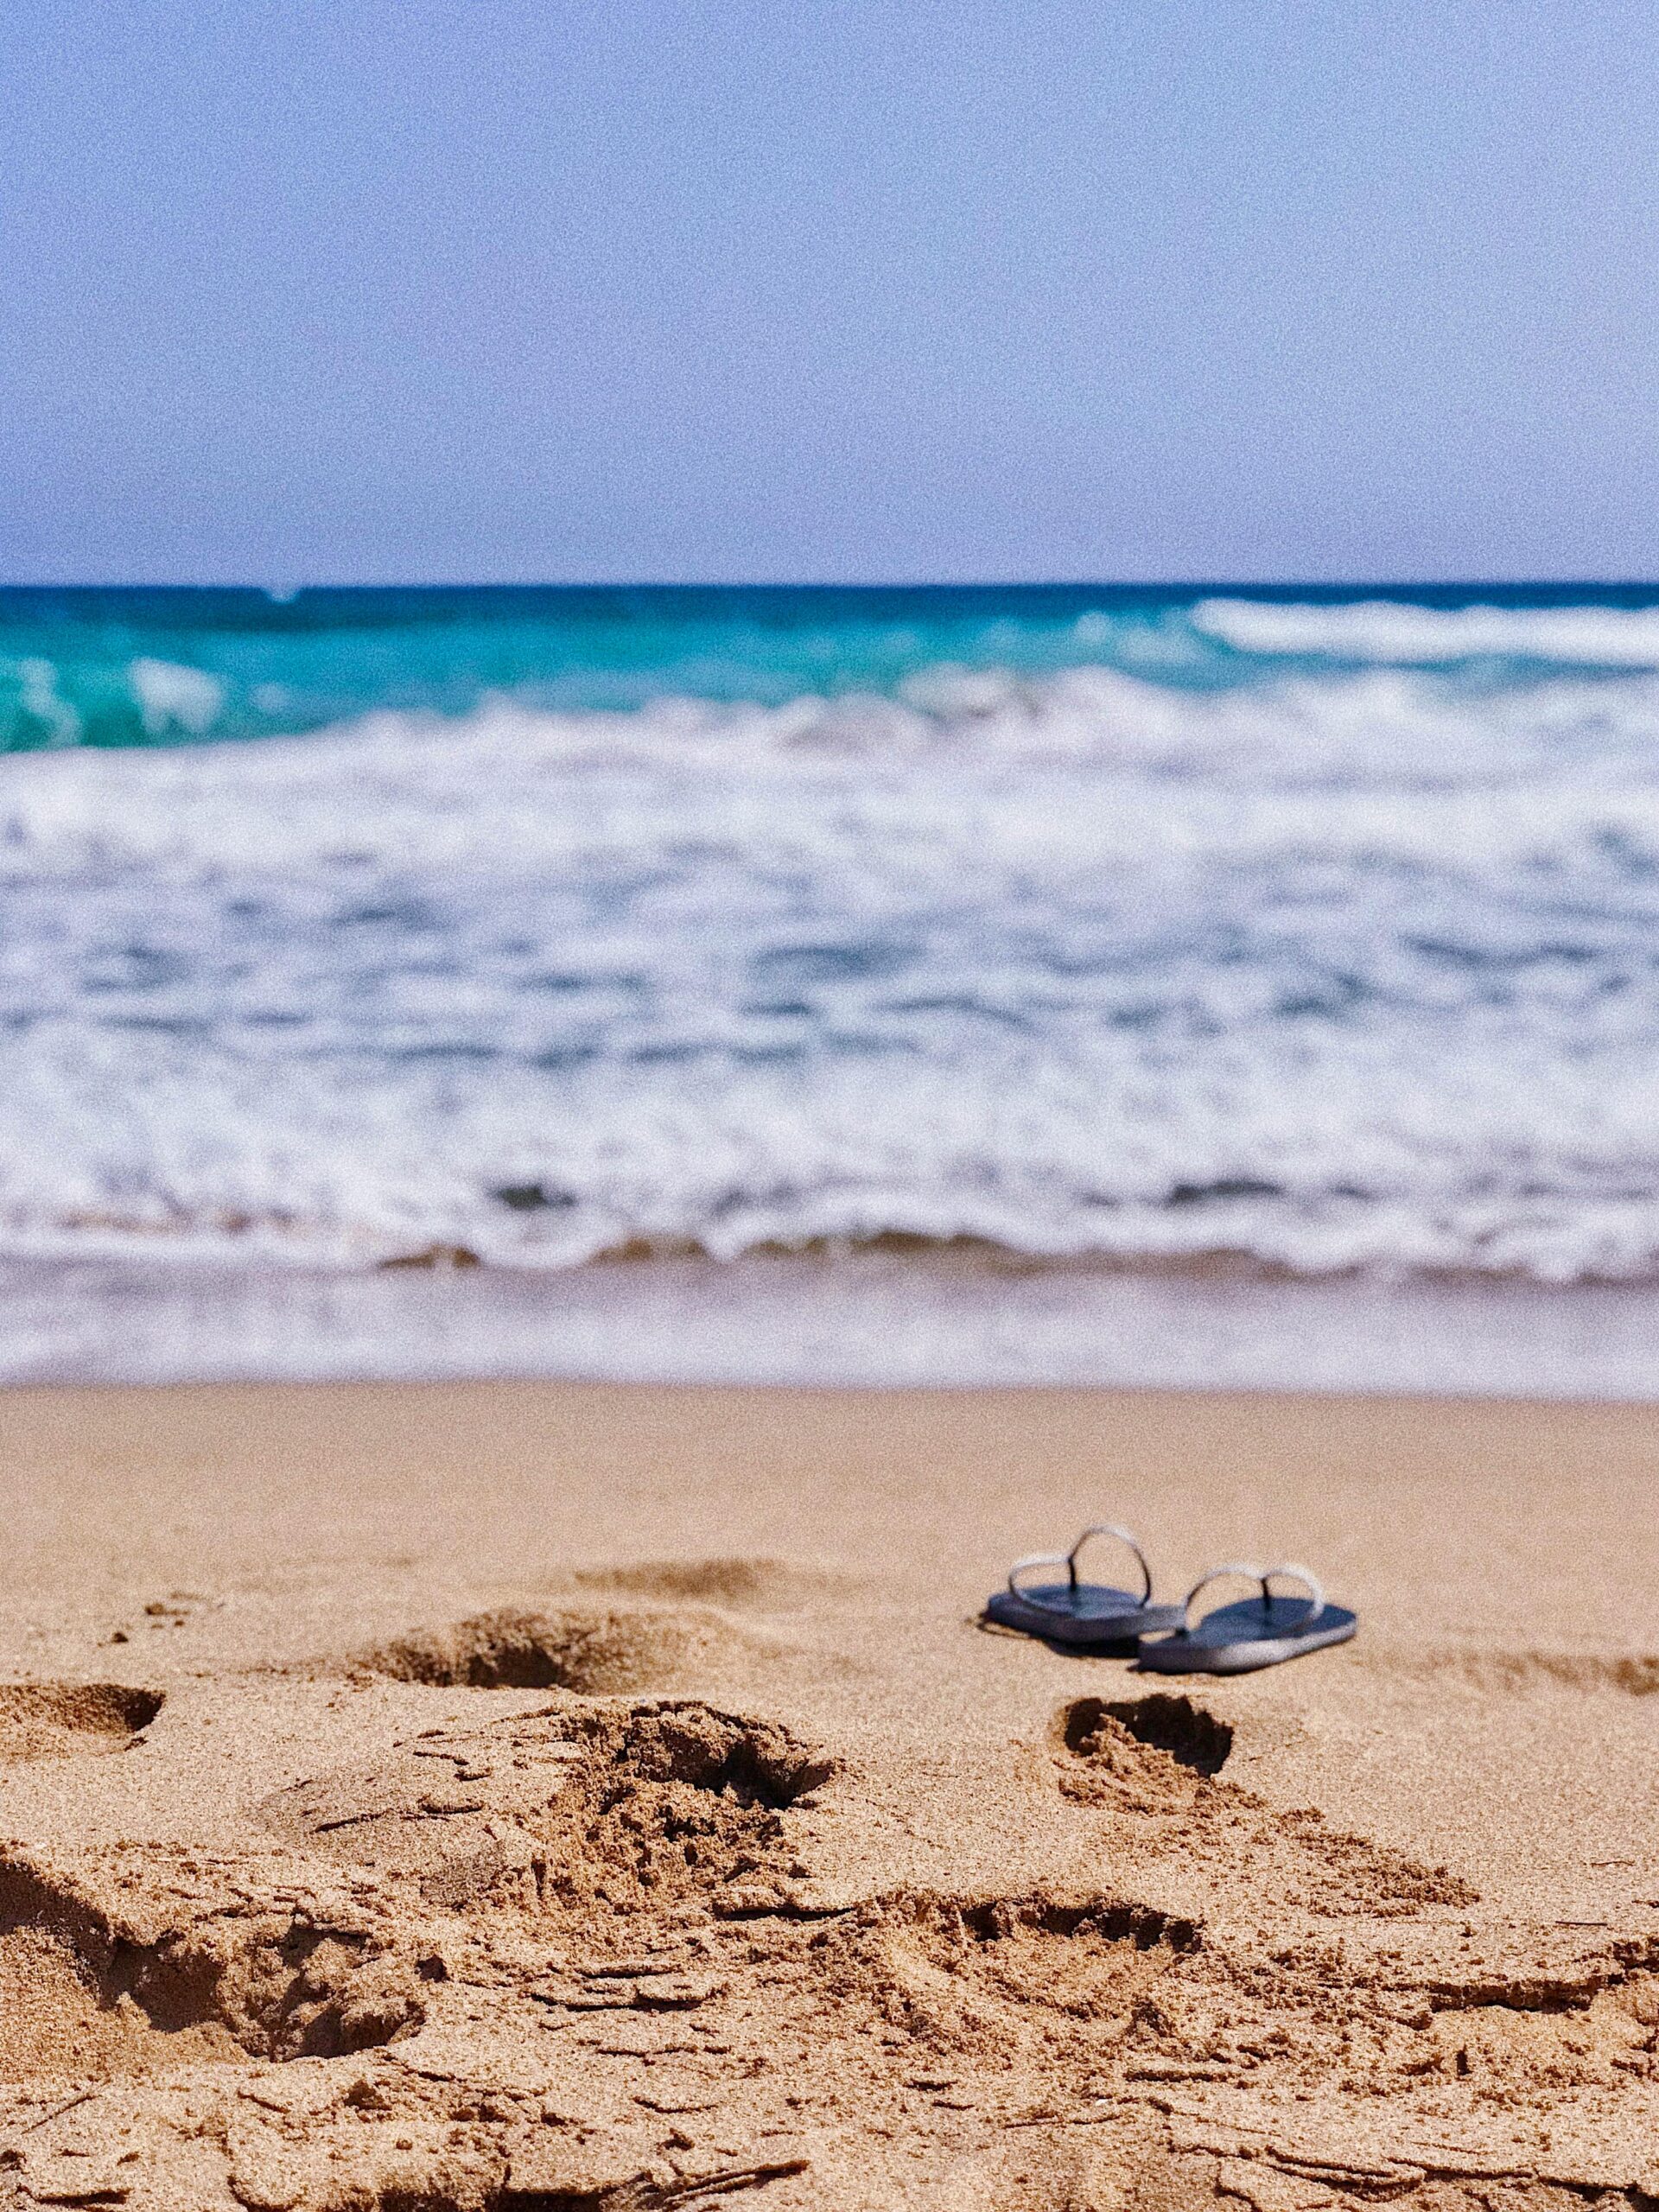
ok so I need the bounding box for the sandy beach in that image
[0,1380,1656,2207]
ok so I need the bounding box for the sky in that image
[3,0,1657,584]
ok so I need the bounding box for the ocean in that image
[4,582,1659,1392]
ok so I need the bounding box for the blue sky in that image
[4,0,1656,582]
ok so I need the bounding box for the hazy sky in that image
[4,0,1656,582]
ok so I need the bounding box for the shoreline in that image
[4,1246,1659,1399]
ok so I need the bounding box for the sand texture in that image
[0,1378,1656,2210]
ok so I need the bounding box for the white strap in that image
[1262,1561,1325,1624]
[1007,1551,1071,1605]
[1066,1523,1154,1605]
[1007,1523,1154,1612]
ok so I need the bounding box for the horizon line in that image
[7,576,1659,596]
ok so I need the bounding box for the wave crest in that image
[1193,597,1659,665]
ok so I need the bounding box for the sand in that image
[0,1378,1655,2210]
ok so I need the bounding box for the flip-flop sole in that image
[1135,1599,1357,1675]
[985,1585,1185,1648]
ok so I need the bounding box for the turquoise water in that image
[8,583,1659,750]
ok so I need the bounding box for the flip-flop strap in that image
[1177,1562,1262,1630]
[1007,1552,1072,1607]
[1262,1561,1325,1624]
[1067,1523,1154,1605]
[1177,1560,1326,1630]
[1006,1523,1154,1612]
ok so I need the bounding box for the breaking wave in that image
[3,623,1659,1285]
[1192,597,1659,666]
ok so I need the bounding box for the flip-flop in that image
[984,1524,1185,1649]
[1135,1562,1356,1675]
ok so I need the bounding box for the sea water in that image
[4,583,1659,1389]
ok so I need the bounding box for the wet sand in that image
[0,1380,1656,2208]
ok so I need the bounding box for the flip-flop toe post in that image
[985,1523,1184,1649]
[1135,1560,1357,1675]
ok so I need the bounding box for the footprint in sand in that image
[0,1851,426,2085]
[1053,1692,1478,1914]
[0,1920,236,2086]
[348,1602,772,1697]
[1061,1691,1234,1777]
[832,1890,1201,2034]
[1374,1644,1659,1697]
[569,1556,849,1611]
[0,1682,163,1763]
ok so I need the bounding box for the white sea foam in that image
[2,664,1658,1283]
[1192,598,1659,666]
[127,657,226,736]
[18,658,81,747]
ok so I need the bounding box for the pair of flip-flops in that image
[984,1523,1356,1674]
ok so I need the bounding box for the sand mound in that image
[260,1696,835,1922]
[0,1681,162,1760]
[533,1700,836,1917]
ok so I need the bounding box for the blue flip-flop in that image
[985,1524,1184,1649]
[1135,1562,1356,1675]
